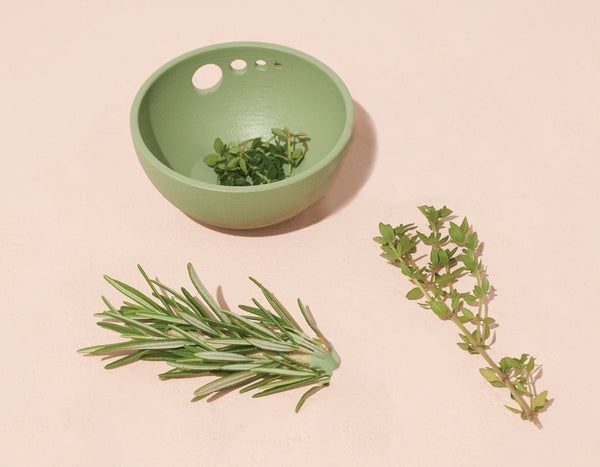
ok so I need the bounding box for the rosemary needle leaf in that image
[180,287,211,319]
[297,299,328,347]
[207,338,249,346]
[249,298,296,341]
[252,377,317,398]
[102,311,170,338]
[252,375,314,392]
[246,338,298,352]
[148,280,188,306]
[79,264,341,411]
[133,312,187,325]
[266,352,310,369]
[220,363,264,371]
[103,275,161,313]
[186,263,229,323]
[295,384,325,413]
[138,265,173,315]
[143,351,187,362]
[167,362,223,371]
[159,369,204,380]
[221,308,280,339]
[168,325,215,351]
[96,321,139,335]
[192,371,259,400]
[194,351,253,362]
[104,350,150,369]
[201,319,253,336]
[239,375,280,394]
[100,296,120,313]
[250,277,296,327]
[251,367,315,377]
[87,338,191,354]
[177,311,219,337]
[288,332,321,352]
[237,304,265,317]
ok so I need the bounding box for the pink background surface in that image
[3,1,599,465]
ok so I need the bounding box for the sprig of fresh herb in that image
[203,128,310,186]
[78,263,340,412]
[374,206,549,427]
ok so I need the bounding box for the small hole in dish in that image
[255,59,267,66]
[192,64,223,90]
[230,59,247,71]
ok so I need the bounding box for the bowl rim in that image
[130,41,354,193]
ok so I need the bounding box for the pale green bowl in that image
[130,42,354,229]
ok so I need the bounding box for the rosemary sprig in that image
[79,263,340,412]
[203,128,310,186]
[374,206,549,427]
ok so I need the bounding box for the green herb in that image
[374,206,549,427]
[203,128,310,186]
[78,263,340,412]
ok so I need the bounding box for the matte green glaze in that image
[130,42,354,229]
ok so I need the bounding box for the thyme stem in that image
[376,205,549,426]
[450,316,540,427]
[408,270,538,425]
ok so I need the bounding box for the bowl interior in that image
[136,44,351,185]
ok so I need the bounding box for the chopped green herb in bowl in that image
[204,128,310,186]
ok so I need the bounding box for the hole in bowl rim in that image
[130,41,354,194]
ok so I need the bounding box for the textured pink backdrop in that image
[2,1,599,465]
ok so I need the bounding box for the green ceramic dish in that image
[130,42,354,229]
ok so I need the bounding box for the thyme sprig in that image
[203,128,310,186]
[79,263,340,412]
[374,206,549,427]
